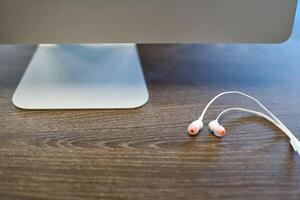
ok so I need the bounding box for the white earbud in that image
[208,120,225,138]
[188,120,203,136]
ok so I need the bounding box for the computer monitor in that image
[0,0,297,109]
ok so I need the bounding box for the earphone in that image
[208,120,225,137]
[188,91,300,157]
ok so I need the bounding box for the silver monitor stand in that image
[12,44,149,109]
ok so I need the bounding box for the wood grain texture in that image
[1,34,300,200]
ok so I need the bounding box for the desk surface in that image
[1,42,300,199]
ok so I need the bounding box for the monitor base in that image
[13,44,149,109]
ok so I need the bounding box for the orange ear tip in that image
[188,127,198,136]
[218,129,225,137]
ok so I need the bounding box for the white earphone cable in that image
[199,91,280,125]
[216,107,300,155]
[216,107,285,135]
[195,91,300,155]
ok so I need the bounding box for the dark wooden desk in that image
[1,41,300,199]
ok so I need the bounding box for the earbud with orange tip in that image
[208,120,225,137]
[188,119,203,136]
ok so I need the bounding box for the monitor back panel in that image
[0,0,297,44]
